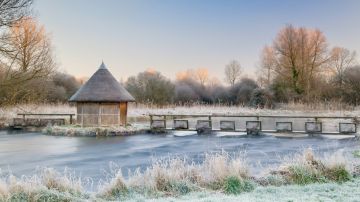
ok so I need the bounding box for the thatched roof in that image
[69,62,135,102]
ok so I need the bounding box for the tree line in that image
[125,25,360,107]
[0,1,359,107]
[125,66,271,107]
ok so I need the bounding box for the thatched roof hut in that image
[69,62,135,127]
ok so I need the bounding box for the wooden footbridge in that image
[10,113,75,129]
[149,114,359,135]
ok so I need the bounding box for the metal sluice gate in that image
[149,114,359,135]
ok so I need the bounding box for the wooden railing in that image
[17,113,76,124]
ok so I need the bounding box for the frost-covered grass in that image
[0,149,358,201]
[353,150,360,158]
[0,103,75,123]
[272,149,353,185]
[130,103,360,117]
[153,178,360,202]
[1,103,359,126]
[0,168,88,201]
[44,124,148,136]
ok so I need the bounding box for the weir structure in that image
[149,114,358,135]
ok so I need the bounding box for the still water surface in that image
[0,131,359,182]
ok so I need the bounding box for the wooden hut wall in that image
[77,103,120,126]
[100,103,120,125]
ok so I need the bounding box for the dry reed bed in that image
[0,149,358,201]
[1,103,359,126]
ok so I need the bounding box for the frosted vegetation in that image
[1,103,360,125]
[0,149,359,201]
[44,124,148,136]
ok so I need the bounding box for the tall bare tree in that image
[224,60,241,86]
[0,17,55,105]
[262,25,329,101]
[257,46,275,88]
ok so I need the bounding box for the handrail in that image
[17,113,75,115]
[149,113,357,119]
[17,113,76,124]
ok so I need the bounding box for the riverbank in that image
[43,124,149,137]
[0,149,359,201]
[153,178,360,202]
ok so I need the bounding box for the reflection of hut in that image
[69,62,135,127]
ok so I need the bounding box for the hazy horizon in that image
[35,0,360,80]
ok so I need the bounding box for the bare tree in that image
[263,25,329,101]
[0,0,32,27]
[0,17,55,105]
[176,69,195,82]
[0,0,33,53]
[257,46,275,88]
[125,70,175,106]
[195,67,209,87]
[329,47,357,88]
[224,60,241,86]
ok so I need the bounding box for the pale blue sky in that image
[34,0,360,80]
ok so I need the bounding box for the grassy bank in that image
[0,149,358,201]
[154,178,360,202]
[43,124,148,136]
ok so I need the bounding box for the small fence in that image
[149,114,359,135]
[11,113,75,128]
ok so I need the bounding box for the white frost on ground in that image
[1,103,360,120]
[128,103,360,117]
[143,178,360,202]
[44,123,148,136]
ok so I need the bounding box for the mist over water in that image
[0,131,359,185]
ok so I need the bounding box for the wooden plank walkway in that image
[12,113,76,128]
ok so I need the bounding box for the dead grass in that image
[1,102,359,126]
[0,149,357,201]
[271,148,352,185]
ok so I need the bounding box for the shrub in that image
[324,165,351,183]
[249,88,273,108]
[353,150,360,158]
[288,165,327,185]
[168,181,192,195]
[99,171,128,200]
[33,189,78,202]
[223,176,255,195]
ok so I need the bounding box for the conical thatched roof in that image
[69,62,135,102]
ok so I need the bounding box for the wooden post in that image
[98,103,102,126]
[70,114,73,124]
[208,116,212,128]
[120,102,128,126]
[150,115,153,128]
[81,104,84,127]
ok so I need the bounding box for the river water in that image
[0,130,359,184]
